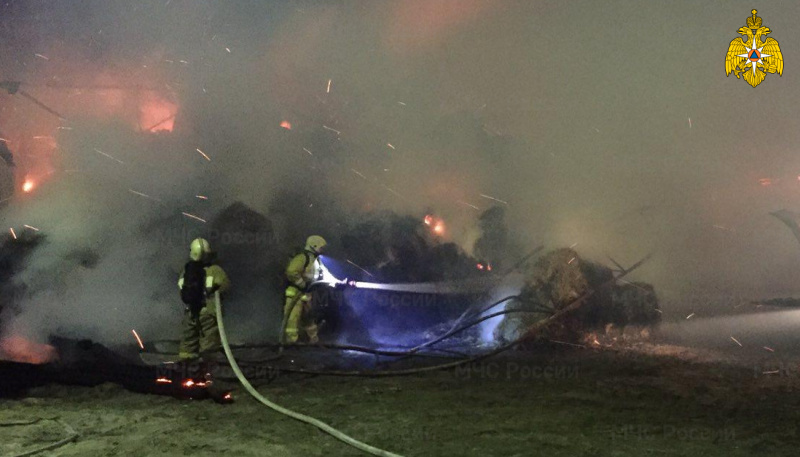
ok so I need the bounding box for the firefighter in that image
[283,235,326,344]
[178,238,231,361]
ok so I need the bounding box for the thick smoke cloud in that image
[2,1,800,349]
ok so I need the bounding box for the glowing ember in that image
[22,179,35,193]
[424,214,433,226]
[155,377,172,384]
[280,120,292,130]
[433,222,445,235]
[476,263,484,270]
[131,329,144,350]
[223,393,232,400]
[183,379,195,388]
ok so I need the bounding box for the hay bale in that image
[610,281,661,326]
[496,248,612,341]
[496,248,659,342]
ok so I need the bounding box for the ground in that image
[1,346,799,456]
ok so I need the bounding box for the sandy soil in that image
[1,345,799,457]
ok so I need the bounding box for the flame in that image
[280,120,292,130]
[424,214,433,226]
[140,93,178,133]
[22,178,35,193]
[155,377,173,384]
[0,336,58,364]
[433,222,445,235]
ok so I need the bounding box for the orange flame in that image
[280,120,292,130]
[22,178,35,193]
[0,336,58,364]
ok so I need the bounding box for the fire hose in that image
[214,291,404,457]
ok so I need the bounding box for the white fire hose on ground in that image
[213,292,404,457]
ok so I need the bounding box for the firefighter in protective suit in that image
[283,235,326,344]
[178,238,231,360]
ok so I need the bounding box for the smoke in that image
[2,1,800,350]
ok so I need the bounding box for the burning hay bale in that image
[340,211,478,282]
[496,248,660,343]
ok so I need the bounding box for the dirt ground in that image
[1,345,799,457]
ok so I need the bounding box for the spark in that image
[569,242,579,249]
[34,53,49,60]
[763,346,775,352]
[322,125,341,135]
[223,393,232,400]
[131,329,144,350]
[351,169,367,180]
[155,377,172,384]
[303,148,313,156]
[93,148,125,164]
[685,313,695,320]
[225,47,231,53]
[196,148,211,161]
[387,143,395,150]
[280,120,292,130]
[762,370,780,375]
[479,194,509,205]
[424,215,433,226]
[759,178,772,186]
[730,336,743,347]
[382,185,404,199]
[326,79,331,93]
[346,259,375,277]
[712,224,735,232]
[9,228,17,239]
[195,195,208,200]
[23,225,39,232]
[457,200,479,210]
[181,212,206,223]
[567,257,576,265]
[688,117,692,129]
[433,222,445,235]
[22,179,34,193]
[32,136,53,140]
[398,102,406,106]
[128,189,161,202]
[183,379,195,388]
[56,126,72,130]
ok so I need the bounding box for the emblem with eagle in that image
[725,9,783,88]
